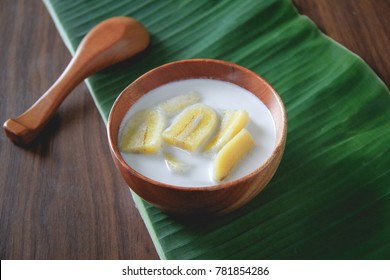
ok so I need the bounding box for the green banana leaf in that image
[43,0,390,259]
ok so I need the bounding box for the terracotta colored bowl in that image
[107,59,287,215]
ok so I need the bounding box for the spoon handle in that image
[3,17,149,145]
[3,56,87,144]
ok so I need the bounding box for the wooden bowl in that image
[107,59,287,215]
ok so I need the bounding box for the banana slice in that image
[204,109,249,152]
[159,91,201,116]
[162,103,217,152]
[163,151,191,173]
[119,108,166,154]
[213,129,255,182]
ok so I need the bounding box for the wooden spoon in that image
[3,16,150,145]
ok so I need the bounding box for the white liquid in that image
[119,79,276,187]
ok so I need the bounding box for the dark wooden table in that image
[1,0,389,259]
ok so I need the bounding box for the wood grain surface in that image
[1,0,389,259]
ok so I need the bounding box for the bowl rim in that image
[107,58,287,192]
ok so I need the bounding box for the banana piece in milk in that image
[213,129,255,182]
[163,150,191,173]
[162,103,217,152]
[204,109,249,152]
[158,91,200,116]
[119,108,166,154]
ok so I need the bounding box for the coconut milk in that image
[119,78,276,187]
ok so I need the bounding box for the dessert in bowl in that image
[107,59,287,215]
